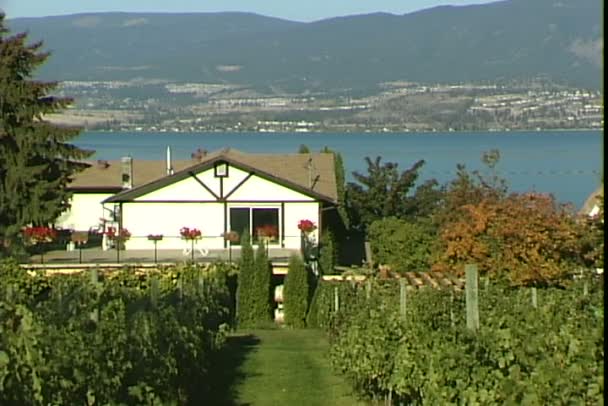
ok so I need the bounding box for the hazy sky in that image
[1,0,499,22]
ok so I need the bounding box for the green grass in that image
[208,328,367,406]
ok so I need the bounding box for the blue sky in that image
[1,0,499,22]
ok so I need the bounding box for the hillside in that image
[6,0,603,91]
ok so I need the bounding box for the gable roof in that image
[68,159,194,191]
[74,148,337,203]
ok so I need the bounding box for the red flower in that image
[180,227,202,240]
[105,227,131,240]
[297,219,317,233]
[23,226,57,244]
[256,224,278,238]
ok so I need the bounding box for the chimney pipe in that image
[166,146,174,175]
[121,156,133,189]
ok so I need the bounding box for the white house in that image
[57,148,338,253]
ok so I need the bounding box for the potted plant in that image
[222,230,240,262]
[255,224,278,243]
[105,226,131,262]
[147,234,163,263]
[180,226,202,262]
[23,226,57,264]
[297,219,317,261]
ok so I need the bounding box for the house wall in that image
[284,202,319,248]
[55,193,113,231]
[105,162,327,252]
[122,202,225,250]
[135,176,216,201]
[228,174,316,202]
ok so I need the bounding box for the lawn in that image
[208,328,367,406]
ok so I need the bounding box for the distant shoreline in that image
[82,128,602,135]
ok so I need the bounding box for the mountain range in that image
[6,0,603,92]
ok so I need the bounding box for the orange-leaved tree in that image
[433,192,584,286]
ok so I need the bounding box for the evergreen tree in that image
[283,254,309,328]
[253,238,272,323]
[236,232,256,327]
[0,15,92,255]
[318,229,336,275]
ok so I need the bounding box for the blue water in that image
[74,130,603,209]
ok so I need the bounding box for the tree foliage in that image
[368,217,436,272]
[433,192,584,286]
[346,156,442,232]
[283,254,309,328]
[0,15,92,255]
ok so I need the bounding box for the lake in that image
[74,130,603,209]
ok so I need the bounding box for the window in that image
[229,207,279,245]
[214,162,228,177]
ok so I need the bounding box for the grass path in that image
[209,328,367,406]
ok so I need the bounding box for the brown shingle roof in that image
[69,159,194,189]
[70,149,338,202]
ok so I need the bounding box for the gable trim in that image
[190,172,220,200]
[103,154,337,204]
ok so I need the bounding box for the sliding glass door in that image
[229,207,280,245]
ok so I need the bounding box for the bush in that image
[236,233,256,327]
[318,230,336,275]
[283,255,309,328]
[368,217,435,272]
[253,239,273,323]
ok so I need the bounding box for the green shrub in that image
[318,230,336,275]
[253,239,273,324]
[236,233,256,327]
[283,254,309,328]
[368,217,436,272]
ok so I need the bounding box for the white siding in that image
[222,166,251,197]
[196,169,221,197]
[135,175,216,201]
[229,174,315,202]
[122,202,225,249]
[283,202,319,249]
[55,193,112,231]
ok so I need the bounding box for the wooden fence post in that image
[365,279,371,300]
[450,291,455,328]
[89,269,100,323]
[334,286,339,313]
[465,264,479,331]
[399,279,407,322]
[531,287,538,308]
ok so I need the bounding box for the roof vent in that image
[191,147,208,162]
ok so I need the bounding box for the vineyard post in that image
[365,279,371,300]
[450,291,455,328]
[334,286,339,313]
[89,269,100,323]
[399,278,407,322]
[531,287,538,308]
[583,280,589,296]
[198,271,205,295]
[150,276,159,308]
[465,264,479,331]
